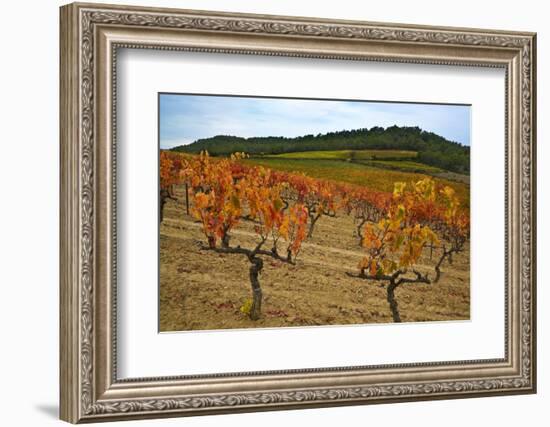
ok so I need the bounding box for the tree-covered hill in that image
[171,125,470,174]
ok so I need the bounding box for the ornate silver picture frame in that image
[60,2,536,423]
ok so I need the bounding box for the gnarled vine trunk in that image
[248,256,263,320]
[347,269,430,323]
[386,281,401,323]
[160,195,167,224]
[307,212,321,238]
[206,239,280,321]
[160,187,177,224]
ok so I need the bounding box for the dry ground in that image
[159,185,470,332]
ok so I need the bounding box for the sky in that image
[159,93,471,149]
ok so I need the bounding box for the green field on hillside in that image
[257,149,442,175]
[356,159,443,174]
[261,149,417,161]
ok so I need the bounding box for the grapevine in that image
[160,150,470,323]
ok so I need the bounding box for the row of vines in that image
[160,150,469,323]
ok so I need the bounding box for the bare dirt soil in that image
[159,185,470,332]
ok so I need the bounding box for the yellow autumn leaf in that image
[393,182,406,198]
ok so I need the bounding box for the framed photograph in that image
[60,2,537,423]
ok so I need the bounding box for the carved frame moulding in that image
[60,2,536,423]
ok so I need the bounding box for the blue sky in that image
[159,94,470,149]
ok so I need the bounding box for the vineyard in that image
[160,150,470,331]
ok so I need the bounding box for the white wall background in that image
[0,0,545,425]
